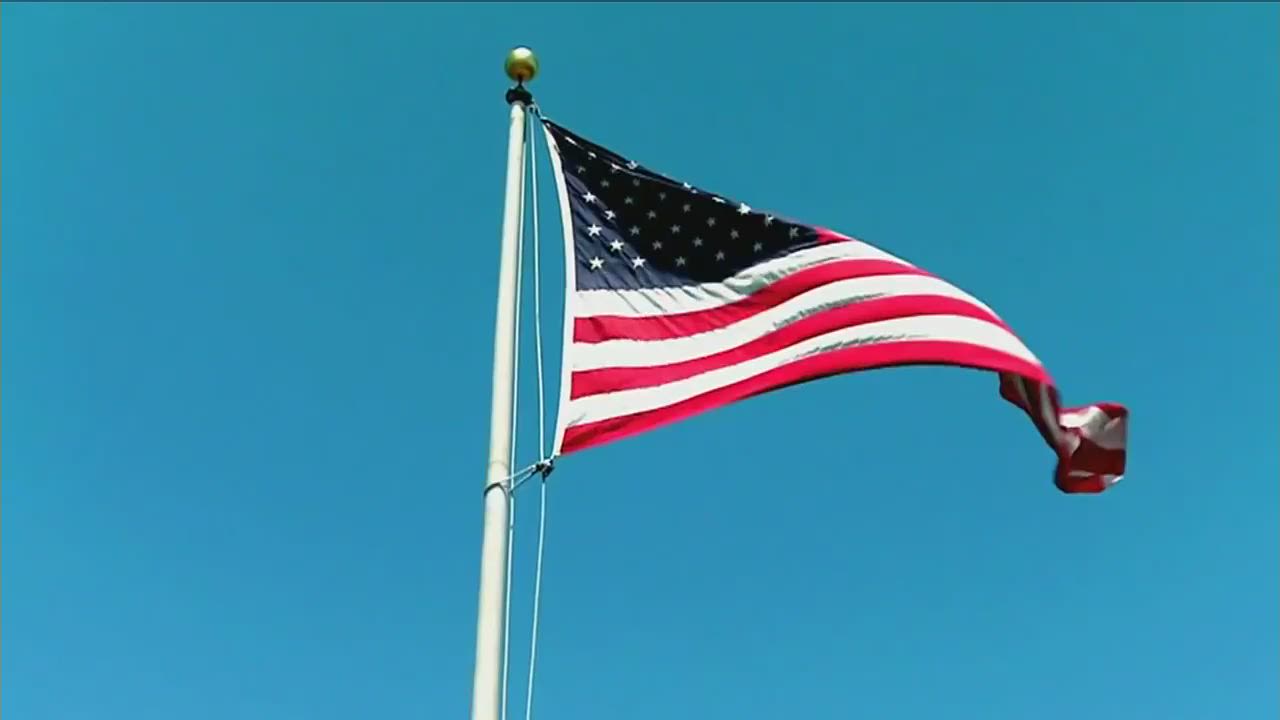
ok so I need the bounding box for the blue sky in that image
[4,3,1276,719]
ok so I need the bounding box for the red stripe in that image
[1055,440,1126,494]
[998,374,1030,411]
[560,340,1051,455]
[996,380,1129,494]
[1025,378,1062,449]
[1056,473,1109,494]
[999,374,1063,450]
[1054,436,1127,494]
[1066,438,1126,476]
[816,228,856,244]
[570,297,1016,399]
[574,259,926,343]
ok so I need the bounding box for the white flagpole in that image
[472,47,538,720]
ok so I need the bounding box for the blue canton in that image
[542,118,823,292]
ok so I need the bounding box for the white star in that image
[737,203,751,215]
[712,196,725,204]
[632,178,640,187]
[627,160,638,169]
[587,224,603,237]
[624,196,635,205]
[565,136,578,146]
[577,165,586,173]
[715,250,726,261]
[658,192,667,201]
[682,203,691,213]
[675,256,687,266]
[589,257,604,270]
[646,210,658,219]
[588,151,597,159]
[652,240,664,250]
[582,191,597,204]
[609,239,624,252]
[631,256,646,268]
[693,236,704,247]
[764,215,775,226]
[682,182,693,190]
[600,179,611,188]
[706,217,717,227]
[788,226,800,239]
[670,224,682,234]
[629,225,641,236]
[605,210,616,220]
[753,242,764,252]
[730,229,740,239]
[610,163,620,173]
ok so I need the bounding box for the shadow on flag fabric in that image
[538,116,1129,494]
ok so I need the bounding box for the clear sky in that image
[4,3,1277,719]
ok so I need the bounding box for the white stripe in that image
[1060,406,1107,429]
[575,242,916,318]
[1037,383,1064,444]
[1067,469,1122,486]
[573,273,1009,370]
[563,314,1042,428]
[1060,406,1126,450]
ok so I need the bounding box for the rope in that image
[501,461,540,489]
[523,475,548,720]
[522,106,552,720]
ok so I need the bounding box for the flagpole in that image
[472,47,538,720]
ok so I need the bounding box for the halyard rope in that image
[499,107,555,720]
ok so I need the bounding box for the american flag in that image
[539,117,1128,493]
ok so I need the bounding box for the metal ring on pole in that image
[506,84,533,106]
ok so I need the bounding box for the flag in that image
[538,117,1128,494]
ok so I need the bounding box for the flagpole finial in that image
[505,47,538,84]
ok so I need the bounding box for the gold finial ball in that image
[505,46,538,83]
